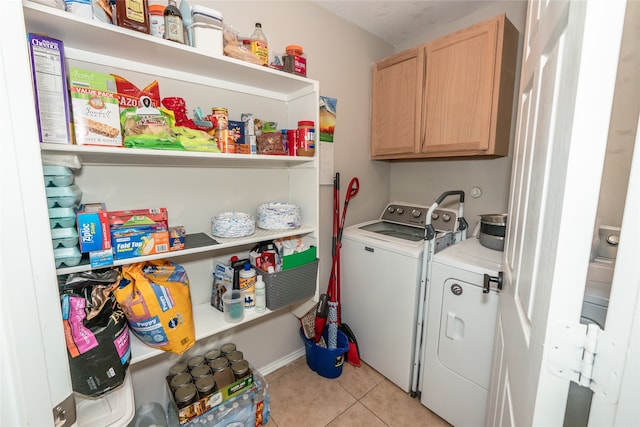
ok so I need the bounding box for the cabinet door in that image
[371,48,424,158]
[422,15,516,157]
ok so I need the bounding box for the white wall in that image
[597,0,639,227]
[384,2,527,228]
[131,0,394,407]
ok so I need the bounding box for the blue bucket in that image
[299,328,349,379]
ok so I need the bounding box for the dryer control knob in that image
[387,206,395,213]
[442,214,451,222]
[396,208,404,215]
[431,213,439,220]
[411,209,422,218]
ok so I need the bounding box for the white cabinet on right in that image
[371,14,519,160]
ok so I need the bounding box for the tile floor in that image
[264,356,451,427]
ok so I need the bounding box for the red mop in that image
[336,175,361,366]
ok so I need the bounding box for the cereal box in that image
[69,67,122,146]
[27,34,72,144]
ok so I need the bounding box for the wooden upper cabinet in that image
[370,48,424,157]
[371,14,518,160]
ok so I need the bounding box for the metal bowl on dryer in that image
[478,213,507,251]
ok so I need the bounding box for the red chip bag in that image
[112,74,161,111]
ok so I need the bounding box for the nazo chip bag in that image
[115,260,195,354]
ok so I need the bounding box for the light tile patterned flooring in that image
[264,356,451,427]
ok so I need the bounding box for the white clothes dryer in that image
[419,238,503,427]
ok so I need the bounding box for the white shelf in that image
[22,1,317,100]
[129,301,280,364]
[40,143,317,168]
[56,226,315,275]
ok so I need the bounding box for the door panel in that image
[487,1,629,426]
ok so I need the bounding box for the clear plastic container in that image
[222,290,244,323]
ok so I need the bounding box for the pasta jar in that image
[284,45,307,77]
[297,120,315,157]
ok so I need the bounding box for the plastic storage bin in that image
[53,246,82,268]
[300,328,349,378]
[48,207,77,228]
[45,184,82,208]
[51,227,79,248]
[190,5,223,56]
[263,259,318,310]
[43,165,74,187]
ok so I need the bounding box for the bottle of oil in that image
[164,0,184,44]
[250,23,268,66]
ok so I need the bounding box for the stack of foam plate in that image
[256,203,301,230]
[211,212,255,238]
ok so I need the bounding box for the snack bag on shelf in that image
[116,260,195,354]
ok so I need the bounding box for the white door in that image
[486,1,632,426]
[1,1,75,426]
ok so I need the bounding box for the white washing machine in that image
[419,238,503,427]
[341,202,460,394]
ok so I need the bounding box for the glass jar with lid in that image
[174,383,198,408]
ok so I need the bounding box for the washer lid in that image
[342,221,424,258]
[432,238,503,275]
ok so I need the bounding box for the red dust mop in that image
[335,173,362,367]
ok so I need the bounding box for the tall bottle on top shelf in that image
[164,0,184,44]
[250,22,269,66]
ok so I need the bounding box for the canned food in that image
[195,375,216,398]
[231,360,250,380]
[225,350,244,364]
[169,361,189,377]
[213,366,235,389]
[187,355,206,370]
[287,129,297,156]
[191,364,212,380]
[205,348,222,362]
[174,383,198,409]
[216,129,235,153]
[212,107,228,130]
[209,356,229,372]
[170,372,193,391]
[220,343,236,355]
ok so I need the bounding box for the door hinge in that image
[548,320,622,403]
[52,393,76,427]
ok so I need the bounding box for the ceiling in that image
[313,1,495,46]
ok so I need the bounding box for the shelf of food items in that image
[59,221,318,365]
[23,0,310,97]
[29,31,317,167]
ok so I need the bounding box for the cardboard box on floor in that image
[168,369,254,425]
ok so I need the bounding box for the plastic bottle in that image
[115,0,150,34]
[250,23,269,66]
[297,120,315,157]
[255,274,266,312]
[239,263,256,309]
[148,3,165,39]
[164,0,184,44]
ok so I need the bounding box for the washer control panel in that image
[381,203,458,232]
